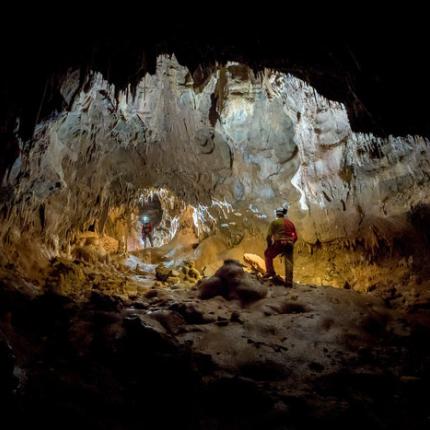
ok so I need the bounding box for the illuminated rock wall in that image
[2,55,430,282]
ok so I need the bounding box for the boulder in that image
[234,274,268,302]
[155,264,172,282]
[74,244,109,264]
[180,260,202,281]
[214,259,245,288]
[243,253,266,274]
[149,310,186,334]
[198,276,226,299]
[199,260,267,303]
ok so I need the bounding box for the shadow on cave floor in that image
[1,256,430,430]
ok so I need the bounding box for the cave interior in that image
[1,15,430,430]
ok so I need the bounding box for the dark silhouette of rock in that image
[198,276,226,300]
[149,309,186,334]
[199,259,267,302]
[0,331,17,401]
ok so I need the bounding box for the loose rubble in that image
[0,257,429,429]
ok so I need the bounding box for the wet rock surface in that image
[1,262,430,430]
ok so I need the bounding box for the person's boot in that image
[262,272,276,280]
[272,275,285,285]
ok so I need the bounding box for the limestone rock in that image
[1,55,430,293]
[149,310,186,334]
[214,259,245,287]
[155,264,172,282]
[199,260,267,302]
[179,260,202,281]
[234,274,268,302]
[243,253,266,274]
[74,244,108,264]
[198,276,226,300]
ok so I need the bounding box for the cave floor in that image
[1,257,430,429]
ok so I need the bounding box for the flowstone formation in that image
[1,55,430,290]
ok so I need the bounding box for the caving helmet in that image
[275,207,287,216]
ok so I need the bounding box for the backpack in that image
[142,223,152,234]
[279,219,295,245]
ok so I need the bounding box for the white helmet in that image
[275,207,286,215]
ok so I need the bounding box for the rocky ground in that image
[1,255,430,429]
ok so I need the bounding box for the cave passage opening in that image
[125,188,185,253]
[121,184,272,279]
[137,192,164,248]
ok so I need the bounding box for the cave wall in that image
[1,55,430,286]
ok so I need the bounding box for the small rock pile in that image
[44,257,148,300]
[155,260,202,287]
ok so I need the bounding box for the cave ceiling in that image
[0,13,429,139]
